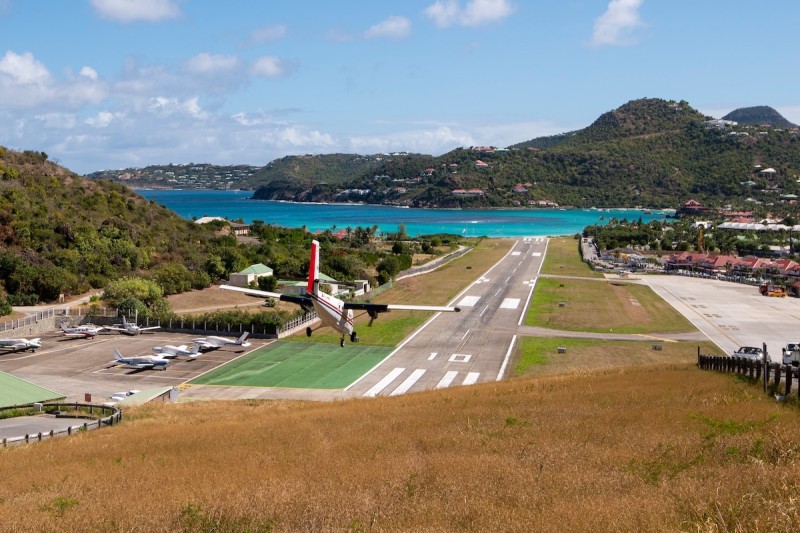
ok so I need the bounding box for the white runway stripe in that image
[500,298,520,309]
[463,372,480,385]
[390,369,426,396]
[436,371,459,389]
[363,367,405,397]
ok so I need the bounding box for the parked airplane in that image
[112,349,168,370]
[105,316,160,336]
[193,332,251,352]
[0,337,42,352]
[60,322,102,339]
[221,240,461,347]
[153,344,201,359]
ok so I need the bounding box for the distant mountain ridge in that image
[722,105,796,128]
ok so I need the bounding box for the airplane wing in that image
[140,326,160,331]
[344,302,461,316]
[219,285,313,308]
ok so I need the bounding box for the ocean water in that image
[141,189,667,238]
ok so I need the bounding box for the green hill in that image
[252,98,800,211]
[722,105,796,127]
[0,148,243,307]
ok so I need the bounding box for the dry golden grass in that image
[2,366,799,531]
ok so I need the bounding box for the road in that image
[344,237,548,397]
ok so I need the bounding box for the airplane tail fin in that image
[113,349,123,361]
[307,239,320,295]
[236,332,250,344]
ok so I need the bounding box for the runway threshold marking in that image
[458,296,481,307]
[363,367,405,397]
[500,298,520,309]
[436,371,458,389]
[463,372,480,385]
[390,369,426,396]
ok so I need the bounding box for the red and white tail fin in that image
[307,239,320,295]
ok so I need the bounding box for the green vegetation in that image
[541,236,603,277]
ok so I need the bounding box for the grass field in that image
[189,342,392,389]
[541,236,603,277]
[516,337,724,375]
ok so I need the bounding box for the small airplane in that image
[153,344,201,359]
[112,349,169,370]
[0,337,42,352]
[193,332,251,352]
[221,240,461,347]
[60,322,102,339]
[104,316,160,336]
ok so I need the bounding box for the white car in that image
[782,343,800,366]
[732,346,764,362]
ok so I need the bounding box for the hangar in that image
[0,371,64,408]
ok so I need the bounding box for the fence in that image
[697,346,800,400]
[0,402,122,447]
[0,308,67,334]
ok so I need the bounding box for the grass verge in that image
[541,236,603,277]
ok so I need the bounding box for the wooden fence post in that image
[785,366,793,396]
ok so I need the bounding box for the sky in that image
[1,0,800,174]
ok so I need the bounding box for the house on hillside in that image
[228,263,274,288]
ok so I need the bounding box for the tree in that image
[258,275,278,292]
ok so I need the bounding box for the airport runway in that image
[643,275,800,361]
[344,237,548,397]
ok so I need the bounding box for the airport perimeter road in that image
[643,275,800,360]
[345,237,548,397]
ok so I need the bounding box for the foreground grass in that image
[517,337,723,375]
[2,365,799,531]
[289,238,515,346]
[525,277,696,333]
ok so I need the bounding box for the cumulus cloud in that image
[250,56,286,78]
[184,53,241,75]
[365,16,411,39]
[90,0,182,23]
[0,50,50,84]
[590,0,645,47]
[241,25,287,48]
[424,0,514,28]
[85,111,118,128]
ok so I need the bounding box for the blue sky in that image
[1,0,799,174]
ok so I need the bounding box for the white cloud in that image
[85,111,118,128]
[184,53,241,75]
[424,0,514,28]
[365,16,411,39]
[590,0,645,47]
[80,66,99,81]
[35,113,78,129]
[149,96,207,119]
[250,56,286,78]
[0,50,50,84]
[241,25,287,47]
[90,0,182,23]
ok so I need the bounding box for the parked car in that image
[782,343,800,366]
[732,346,765,362]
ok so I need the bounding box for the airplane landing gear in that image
[350,332,358,343]
[306,327,312,337]
[340,337,345,348]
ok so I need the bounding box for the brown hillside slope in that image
[1,364,799,531]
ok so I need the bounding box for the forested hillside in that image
[252,98,800,212]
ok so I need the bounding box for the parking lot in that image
[0,328,270,403]
[643,275,800,361]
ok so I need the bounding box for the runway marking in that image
[500,298,520,309]
[390,369,426,396]
[497,335,517,380]
[511,251,521,256]
[495,289,502,296]
[436,371,458,389]
[505,277,511,283]
[363,367,405,397]
[458,296,481,307]
[460,329,470,342]
[463,372,480,385]
[449,353,472,363]
[532,252,542,257]
[479,305,490,317]
[427,352,438,361]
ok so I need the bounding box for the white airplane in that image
[221,239,461,347]
[112,349,169,370]
[60,322,102,339]
[193,332,251,352]
[153,344,201,359]
[105,316,160,336]
[0,337,42,352]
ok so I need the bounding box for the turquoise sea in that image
[141,189,667,238]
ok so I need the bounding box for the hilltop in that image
[722,105,797,127]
